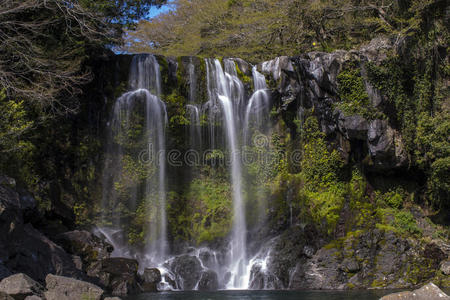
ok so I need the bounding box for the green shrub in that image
[394,211,421,235]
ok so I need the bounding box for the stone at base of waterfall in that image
[197,270,218,291]
[104,297,122,300]
[141,268,161,292]
[380,282,450,300]
[0,273,44,300]
[169,255,202,290]
[44,274,104,300]
[87,257,141,295]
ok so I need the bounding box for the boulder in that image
[87,258,141,296]
[336,111,369,140]
[367,119,408,170]
[23,297,41,300]
[0,274,43,300]
[104,298,122,300]
[4,224,83,283]
[141,268,161,292]
[198,249,218,270]
[197,270,218,291]
[55,230,113,266]
[170,255,203,290]
[441,261,450,275]
[380,282,450,300]
[44,274,103,300]
[0,292,13,300]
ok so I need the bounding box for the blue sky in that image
[146,3,173,18]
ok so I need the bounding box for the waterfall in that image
[205,58,247,289]
[102,54,168,263]
[244,66,270,143]
[186,60,202,150]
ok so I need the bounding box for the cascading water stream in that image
[101,54,168,264]
[186,60,202,150]
[244,66,270,143]
[205,59,247,289]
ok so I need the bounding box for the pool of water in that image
[125,289,401,300]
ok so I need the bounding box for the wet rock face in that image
[55,230,113,269]
[380,282,450,300]
[336,111,369,140]
[0,274,44,300]
[87,258,141,296]
[367,119,408,170]
[44,274,104,300]
[169,255,203,290]
[287,229,447,290]
[141,268,161,292]
[197,270,218,291]
[0,182,83,283]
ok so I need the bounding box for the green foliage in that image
[336,65,379,119]
[235,64,252,86]
[303,183,346,235]
[123,0,447,61]
[300,116,343,188]
[0,90,33,154]
[187,178,232,244]
[394,211,421,235]
[167,177,232,245]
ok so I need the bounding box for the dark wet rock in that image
[198,249,218,270]
[367,119,408,170]
[287,228,446,290]
[248,262,283,290]
[222,272,231,287]
[143,268,161,284]
[231,58,252,76]
[141,268,161,292]
[88,258,141,296]
[0,265,11,282]
[0,274,44,300]
[423,243,446,264]
[4,224,83,283]
[163,274,178,290]
[380,282,450,300]
[340,258,360,273]
[262,224,321,288]
[197,270,218,291]
[44,274,103,300]
[170,255,203,290]
[104,298,122,300]
[55,230,113,267]
[336,111,369,140]
[0,292,13,300]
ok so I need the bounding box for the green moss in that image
[235,63,252,86]
[394,211,422,236]
[336,64,380,120]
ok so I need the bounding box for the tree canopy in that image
[0,0,165,115]
[123,0,447,61]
